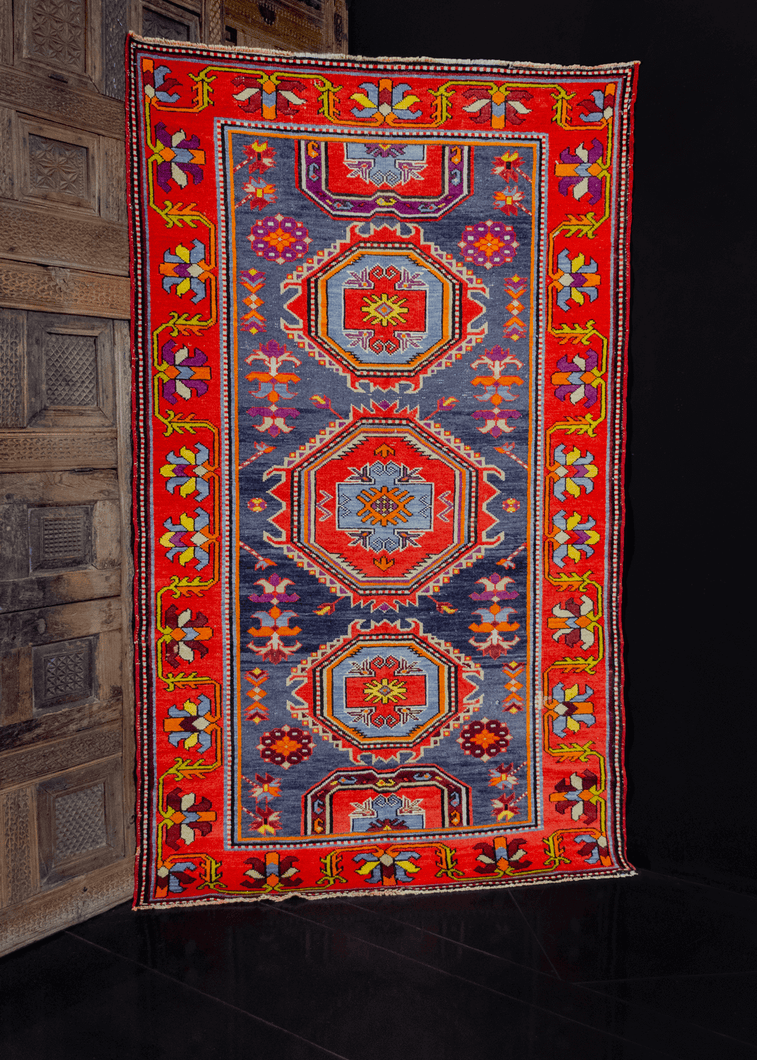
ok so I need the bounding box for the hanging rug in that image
[127,36,638,906]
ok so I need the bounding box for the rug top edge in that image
[128,33,640,71]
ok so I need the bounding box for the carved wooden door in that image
[0,0,347,956]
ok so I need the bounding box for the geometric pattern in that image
[128,38,638,908]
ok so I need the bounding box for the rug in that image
[127,36,638,907]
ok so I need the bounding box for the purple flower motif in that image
[153,122,205,192]
[552,349,601,408]
[555,140,605,204]
[459,220,519,269]
[160,240,212,303]
[144,62,181,103]
[248,214,311,265]
[158,339,211,404]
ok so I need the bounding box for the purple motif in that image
[153,122,205,192]
[556,140,605,204]
[159,339,210,404]
[552,349,600,408]
[248,215,311,265]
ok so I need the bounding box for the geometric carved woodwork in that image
[101,0,128,100]
[142,0,199,41]
[20,119,98,213]
[1,787,37,905]
[0,69,125,139]
[0,431,118,471]
[0,722,122,790]
[0,202,129,274]
[23,0,87,74]
[32,636,97,711]
[27,313,115,428]
[0,308,26,428]
[36,757,124,886]
[0,260,130,319]
[28,505,94,571]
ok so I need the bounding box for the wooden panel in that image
[142,0,200,40]
[37,757,124,887]
[0,201,128,274]
[100,136,127,224]
[0,722,122,790]
[0,430,118,471]
[14,0,103,91]
[0,66,124,138]
[0,857,132,956]
[0,259,130,318]
[0,105,17,199]
[0,309,26,428]
[32,637,98,712]
[0,570,121,613]
[0,699,122,753]
[0,597,122,654]
[19,118,99,213]
[0,786,39,905]
[27,314,116,429]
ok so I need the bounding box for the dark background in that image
[350,0,755,893]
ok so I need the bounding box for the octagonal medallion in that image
[265,400,503,610]
[287,619,483,763]
[282,222,487,391]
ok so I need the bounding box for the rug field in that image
[127,36,637,906]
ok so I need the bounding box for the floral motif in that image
[245,339,301,437]
[238,178,277,211]
[459,220,519,269]
[469,573,520,658]
[239,269,266,335]
[153,122,205,192]
[160,443,212,500]
[492,150,527,182]
[143,59,181,103]
[502,497,520,513]
[164,694,215,754]
[551,510,600,567]
[556,140,606,204]
[248,497,268,513]
[164,788,216,849]
[457,718,512,761]
[554,250,600,309]
[548,595,597,650]
[160,508,213,570]
[552,349,602,408]
[474,837,531,874]
[235,139,275,175]
[232,74,307,118]
[160,239,212,302]
[163,604,212,667]
[247,574,302,663]
[462,85,533,128]
[470,345,524,438]
[156,861,197,896]
[156,339,211,404]
[552,445,597,500]
[248,214,311,264]
[578,84,615,123]
[258,724,313,769]
[501,659,525,713]
[550,770,601,823]
[489,760,520,790]
[350,81,422,123]
[242,851,302,889]
[547,682,596,738]
[494,186,528,215]
[353,847,422,884]
[574,833,611,866]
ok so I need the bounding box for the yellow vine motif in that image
[316,851,348,888]
[543,827,608,870]
[144,64,215,113]
[434,843,465,880]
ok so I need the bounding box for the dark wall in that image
[350,0,755,892]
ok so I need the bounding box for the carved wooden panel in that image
[19,119,99,213]
[100,137,127,224]
[0,787,38,905]
[0,431,118,471]
[0,202,129,274]
[0,106,16,200]
[0,69,124,138]
[28,505,94,571]
[0,598,122,735]
[22,0,88,74]
[27,313,115,428]
[37,757,124,886]
[0,723,121,790]
[0,261,130,319]
[33,637,97,712]
[0,309,26,429]
[101,0,128,100]
[142,0,200,40]
[0,858,132,954]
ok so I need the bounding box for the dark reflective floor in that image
[1,870,755,1059]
